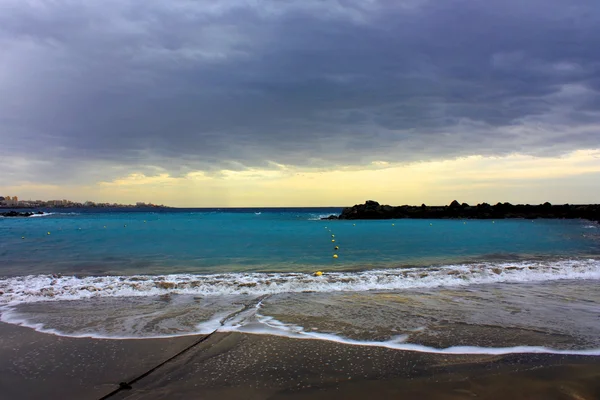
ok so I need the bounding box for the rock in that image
[40,287,55,297]
[156,282,176,289]
[238,282,258,288]
[0,211,44,217]
[338,200,404,220]
[331,200,600,222]
[365,200,380,208]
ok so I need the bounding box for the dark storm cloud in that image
[1,0,599,184]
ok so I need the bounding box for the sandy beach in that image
[1,322,598,400]
[3,0,600,396]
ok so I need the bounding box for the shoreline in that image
[1,322,598,400]
[4,311,600,356]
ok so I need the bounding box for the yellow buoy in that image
[333,254,338,259]
[331,234,335,238]
[314,271,323,276]
[21,236,25,240]
[353,223,356,226]
[429,223,433,226]
[392,223,395,226]
[334,246,339,250]
[144,220,147,223]
[47,232,51,235]
[331,239,335,242]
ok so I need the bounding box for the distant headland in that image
[323,200,600,223]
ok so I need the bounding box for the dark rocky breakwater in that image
[0,211,44,218]
[323,200,600,222]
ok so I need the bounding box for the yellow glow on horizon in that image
[5,149,600,207]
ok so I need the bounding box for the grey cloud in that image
[0,0,599,184]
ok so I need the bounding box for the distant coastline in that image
[324,200,600,222]
[0,205,172,218]
[0,204,170,209]
[0,196,169,209]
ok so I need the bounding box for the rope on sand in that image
[97,294,270,399]
[97,331,218,399]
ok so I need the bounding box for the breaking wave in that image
[28,212,55,217]
[1,259,599,305]
[308,214,335,220]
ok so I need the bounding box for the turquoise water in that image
[1,208,599,351]
[0,208,598,276]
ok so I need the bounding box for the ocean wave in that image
[1,259,599,305]
[308,214,335,220]
[26,212,80,217]
[28,212,55,217]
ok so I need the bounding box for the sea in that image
[1,208,599,355]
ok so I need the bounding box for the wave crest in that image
[1,259,599,304]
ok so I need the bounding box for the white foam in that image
[3,298,600,356]
[1,259,599,305]
[29,212,55,217]
[220,309,600,356]
[240,328,600,356]
[308,214,335,220]
[195,318,224,334]
[195,312,231,334]
[0,305,213,340]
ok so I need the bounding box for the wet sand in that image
[0,323,202,400]
[0,322,598,400]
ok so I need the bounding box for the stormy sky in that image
[1,0,599,205]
